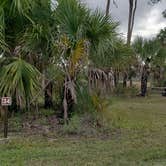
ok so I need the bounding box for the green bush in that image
[74,85,96,113]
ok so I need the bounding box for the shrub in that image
[61,114,82,135]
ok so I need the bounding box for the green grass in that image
[0,95,166,166]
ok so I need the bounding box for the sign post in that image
[1,97,12,138]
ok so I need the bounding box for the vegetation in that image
[0,96,166,165]
[0,0,166,165]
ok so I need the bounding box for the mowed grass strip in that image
[0,96,166,166]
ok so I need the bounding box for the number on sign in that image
[1,97,12,106]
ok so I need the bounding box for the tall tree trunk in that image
[127,0,137,45]
[114,69,119,87]
[156,66,161,86]
[129,78,133,87]
[106,0,111,16]
[141,75,148,97]
[62,76,75,123]
[63,77,68,124]
[123,72,128,87]
[141,64,149,97]
[44,81,53,109]
[127,0,133,45]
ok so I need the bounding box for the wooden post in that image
[1,97,11,138]
[3,107,8,138]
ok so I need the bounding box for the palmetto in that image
[0,0,131,119]
[0,58,40,107]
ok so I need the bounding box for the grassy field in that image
[0,95,166,166]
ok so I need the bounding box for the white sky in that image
[82,0,166,41]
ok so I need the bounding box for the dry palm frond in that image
[88,68,114,94]
[70,39,88,76]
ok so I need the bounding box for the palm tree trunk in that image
[123,72,128,87]
[141,64,149,97]
[62,76,75,123]
[114,69,119,87]
[106,0,111,16]
[141,76,148,97]
[63,77,68,124]
[44,81,53,109]
[127,0,137,45]
[129,78,133,87]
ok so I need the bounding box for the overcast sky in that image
[82,0,166,41]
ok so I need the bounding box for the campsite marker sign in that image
[1,97,12,106]
[1,97,12,138]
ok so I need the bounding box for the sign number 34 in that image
[1,97,12,106]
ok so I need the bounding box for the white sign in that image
[1,97,12,106]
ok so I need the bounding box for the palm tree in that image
[0,0,131,122]
[20,0,56,109]
[0,0,39,110]
[132,35,165,95]
[109,39,135,87]
[157,28,166,47]
[54,0,118,121]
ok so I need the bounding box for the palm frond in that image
[86,10,118,67]
[0,58,41,107]
[55,0,88,40]
[10,0,33,15]
[70,39,87,75]
[0,7,8,53]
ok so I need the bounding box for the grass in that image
[0,95,166,166]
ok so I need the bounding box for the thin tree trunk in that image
[44,81,53,109]
[129,78,133,87]
[127,0,133,45]
[114,72,117,87]
[141,76,148,97]
[127,0,137,45]
[157,66,161,86]
[123,72,128,87]
[114,69,119,87]
[141,64,149,97]
[130,0,137,41]
[106,0,111,16]
[63,77,68,124]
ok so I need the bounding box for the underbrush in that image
[0,108,114,139]
[60,112,115,138]
[113,84,139,97]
